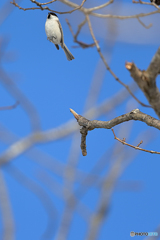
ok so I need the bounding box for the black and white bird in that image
[45,12,75,61]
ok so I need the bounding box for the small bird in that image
[45,12,75,61]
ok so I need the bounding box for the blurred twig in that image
[10,0,160,18]
[0,67,41,132]
[6,165,58,240]
[133,0,160,9]
[0,0,22,25]
[136,16,152,28]
[0,101,19,110]
[0,170,15,240]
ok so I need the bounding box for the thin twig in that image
[66,18,96,48]
[0,101,19,111]
[132,0,160,9]
[75,18,87,39]
[112,128,160,154]
[137,16,152,29]
[126,52,160,118]
[11,0,86,14]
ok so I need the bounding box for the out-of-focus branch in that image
[0,170,15,240]
[86,14,151,108]
[126,48,160,118]
[86,0,114,12]
[0,82,138,165]
[84,126,153,240]
[0,0,22,25]
[144,224,160,240]
[70,108,160,155]
[34,0,57,5]
[0,67,41,131]
[0,101,19,110]
[6,165,57,240]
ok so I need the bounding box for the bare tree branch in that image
[86,0,114,12]
[112,128,160,154]
[0,67,41,131]
[0,171,15,240]
[126,48,160,118]
[133,0,160,9]
[71,108,160,131]
[70,108,160,155]
[0,101,19,111]
[6,165,57,240]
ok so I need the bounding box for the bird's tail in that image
[63,43,75,61]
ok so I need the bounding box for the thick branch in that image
[0,101,19,111]
[126,48,160,117]
[70,108,160,131]
[70,108,160,155]
[147,47,160,79]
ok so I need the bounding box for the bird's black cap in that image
[47,12,58,19]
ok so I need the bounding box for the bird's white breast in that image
[45,18,61,45]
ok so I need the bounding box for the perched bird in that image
[45,12,75,61]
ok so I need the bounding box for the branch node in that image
[130,108,140,114]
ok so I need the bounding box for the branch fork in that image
[70,108,160,156]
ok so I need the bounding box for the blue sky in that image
[0,0,160,240]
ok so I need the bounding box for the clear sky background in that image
[0,0,160,240]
